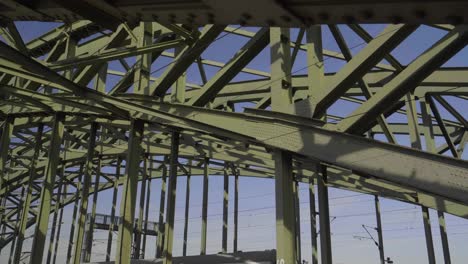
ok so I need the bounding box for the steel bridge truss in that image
[0,1,467,264]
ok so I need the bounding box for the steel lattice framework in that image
[0,1,467,264]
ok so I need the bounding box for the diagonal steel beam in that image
[335,25,468,135]
[187,28,270,107]
[150,25,226,97]
[311,24,417,117]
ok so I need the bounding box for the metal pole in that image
[115,119,144,264]
[134,156,148,259]
[200,157,209,255]
[309,176,318,264]
[182,172,191,256]
[222,164,229,254]
[156,160,168,258]
[84,158,102,262]
[52,184,67,264]
[142,156,152,259]
[13,124,43,264]
[0,116,14,223]
[233,172,239,253]
[66,164,83,264]
[162,131,180,264]
[29,113,65,264]
[294,180,302,263]
[317,164,332,264]
[274,150,296,264]
[8,185,25,264]
[438,211,451,264]
[374,196,385,264]
[106,157,121,262]
[422,206,436,264]
[45,163,65,264]
[72,122,99,264]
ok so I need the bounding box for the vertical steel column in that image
[309,176,318,264]
[182,173,191,256]
[142,156,152,259]
[274,150,296,264]
[422,206,436,264]
[438,211,451,264]
[72,122,98,264]
[106,157,121,262]
[84,158,102,262]
[233,172,239,253]
[134,156,148,259]
[374,196,385,264]
[410,96,437,264]
[222,164,229,253]
[306,26,324,118]
[52,184,67,264]
[317,164,332,264]
[45,156,65,264]
[420,97,451,264]
[294,180,302,263]
[13,124,43,264]
[29,113,65,264]
[270,27,293,113]
[0,116,14,225]
[162,132,180,264]
[156,161,168,258]
[115,119,144,264]
[66,165,83,264]
[9,184,26,264]
[200,157,209,255]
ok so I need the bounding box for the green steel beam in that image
[66,165,83,264]
[270,27,293,114]
[200,157,209,255]
[115,119,144,264]
[422,206,436,264]
[374,196,385,264]
[0,116,14,220]
[162,132,180,264]
[294,180,301,263]
[29,113,64,264]
[142,157,152,259]
[187,28,269,107]
[3,1,468,25]
[84,158,102,262]
[156,162,167,258]
[48,39,181,71]
[328,24,396,143]
[12,124,43,264]
[134,156,148,259]
[106,157,121,262]
[233,172,239,253]
[274,150,296,264]
[437,211,452,264]
[150,25,225,97]
[182,172,190,257]
[311,24,417,117]
[222,164,229,253]
[318,164,332,264]
[72,123,98,264]
[336,25,468,135]
[309,176,318,264]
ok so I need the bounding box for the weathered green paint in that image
[115,119,144,264]
[162,132,180,264]
[29,113,65,264]
[274,150,296,264]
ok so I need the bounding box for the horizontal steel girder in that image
[1,0,468,26]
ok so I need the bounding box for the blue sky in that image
[0,22,467,263]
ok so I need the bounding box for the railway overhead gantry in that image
[0,1,467,264]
